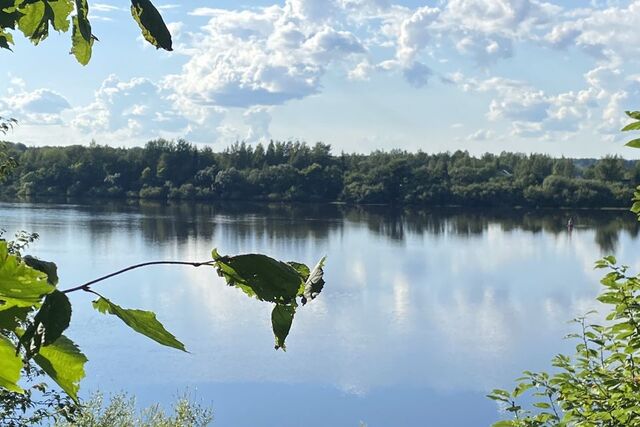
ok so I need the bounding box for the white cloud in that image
[166,3,367,109]
[71,75,223,144]
[8,0,640,151]
[244,106,272,142]
[1,88,71,125]
[467,129,495,141]
[397,6,440,64]
[91,3,123,13]
[544,1,640,60]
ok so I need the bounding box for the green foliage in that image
[71,0,92,65]
[1,140,637,208]
[0,335,23,393]
[92,295,186,352]
[0,117,18,180]
[212,249,304,303]
[20,290,71,356]
[212,249,326,349]
[271,304,295,350]
[54,392,213,427]
[0,234,327,401]
[33,335,87,401]
[623,111,640,148]
[490,259,640,426]
[0,240,54,309]
[0,365,79,426]
[0,0,172,64]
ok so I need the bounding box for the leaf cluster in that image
[490,258,640,426]
[212,249,326,350]
[0,0,172,64]
[0,236,326,404]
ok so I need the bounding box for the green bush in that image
[490,257,640,426]
[55,392,213,427]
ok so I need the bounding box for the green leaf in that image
[513,382,533,397]
[20,290,71,357]
[71,0,92,65]
[23,255,58,285]
[626,111,640,120]
[212,249,305,304]
[17,0,47,42]
[0,241,54,310]
[0,306,32,331]
[271,304,295,351]
[49,0,73,32]
[0,334,23,393]
[625,138,640,149]
[287,262,310,280]
[533,402,551,409]
[33,335,87,401]
[622,121,640,132]
[0,28,13,50]
[92,296,186,352]
[130,0,172,51]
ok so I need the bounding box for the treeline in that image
[1,139,638,207]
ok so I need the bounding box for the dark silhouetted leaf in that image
[212,249,304,303]
[23,255,58,285]
[271,304,295,350]
[92,296,186,352]
[130,0,172,51]
[0,306,32,331]
[20,290,71,357]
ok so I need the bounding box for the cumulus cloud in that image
[466,129,495,141]
[544,2,640,60]
[0,88,71,125]
[244,106,272,142]
[71,75,223,143]
[10,0,640,148]
[165,2,366,109]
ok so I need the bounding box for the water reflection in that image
[5,200,636,254]
[0,200,638,426]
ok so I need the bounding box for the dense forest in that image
[1,139,638,208]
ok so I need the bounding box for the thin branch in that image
[61,260,216,294]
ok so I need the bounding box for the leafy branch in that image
[0,241,327,401]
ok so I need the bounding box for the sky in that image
[2,0,640,157]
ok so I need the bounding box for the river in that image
[2,200,638,426]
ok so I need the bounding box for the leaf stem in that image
[61,260,216,294]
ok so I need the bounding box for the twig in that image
[61,260,216,294]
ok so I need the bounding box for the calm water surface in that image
[2,201,639,426]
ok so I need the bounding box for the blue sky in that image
[2,0,640,157]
